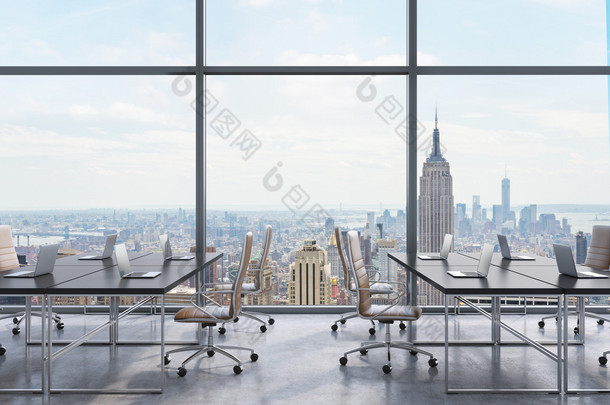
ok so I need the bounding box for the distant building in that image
[502,175,510,221]
[288,240,332,305]
[492,204,503,228]
[472,195,481,223]
[419,109,454,252]
[326,231,341,279]
[575,231,588,264]
[377,238,398,282]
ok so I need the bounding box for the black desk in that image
[389,252,564,394]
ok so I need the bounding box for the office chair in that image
[338,230,437,374]
[164,232,258,376]
[214,225,274,334]
[539,225,610,333]
[331,226,405,335]
[0,225,63,337]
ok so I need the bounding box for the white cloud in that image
[68,104,98,118]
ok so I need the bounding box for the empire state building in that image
[418,110,454,253]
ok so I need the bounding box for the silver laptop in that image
[418,234,453,260]
[79,234,118,260]
[553,244,608,279]
[160,234,194,261]
[448,243,494,278]
[114,244,160,278]
[497,234,534,261]
[4,244,60,278]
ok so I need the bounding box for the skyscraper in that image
[377,238,398,282]
[326,231,341,279]
[419,109,454,253]
[502,173,510,222]
[575,231,588,264]
[288,240,332,305]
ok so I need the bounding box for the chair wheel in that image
[538,321,545,328]
[0,346,5,356]
[207,350,215,357]
[339,356,348,366]
[382,365,392,374]
[56,322,64,330]
[369,328,376,335]
[268,318,275,325]
[219,327,226,335]
[233,365,243,375]
[340,319,347,325]
[598,320,605,325]
[410,350,418,356]
[12,327,20,335]
[574,327,579,335]
[399,322,406,330]
[12,317,19,324]
[360,349,368,355]
[260,325,267,333]
[599,356,608,366]
[177,367,187,377]
[164,355,171,365]
[428,358,439,367]
[233,317,239,323]
[331,324,338,332]
[250,353,258,362]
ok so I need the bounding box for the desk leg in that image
[41,295,48,395]
[557,295,563,394]
[160,295,165,390]
[46,296,53,394]
[577,296,585,344]
[444,295,449,393]
[25,297,32,345]
[563,294,569,393]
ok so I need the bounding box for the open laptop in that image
[497,234,535,261]
[78,234,118,260]
[114,244,160,278]
[418,234,453,260]
[553,244,608,279]
[448,243,494,278]
[4,244,59,278]
[160,234,195,261]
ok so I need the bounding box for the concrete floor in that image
[1,311,610,404]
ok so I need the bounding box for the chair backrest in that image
[584,225,610,270]
[231,232,253,318]
[252,225,272,290]
[334,226,354,293]
[0,225,20,271]
[345,230,372,315]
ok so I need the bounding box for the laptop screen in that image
[114,244,131,276]
[440,234,453,258]
[477,244,494,276]
[101,234,118,258]
[497,234,511,259]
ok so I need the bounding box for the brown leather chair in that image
[331,226,404,334]
[214,225,274,334]
[338,230,437,374]
[0,225,63,339]
[540,225,610,333]
[164,232,258,376]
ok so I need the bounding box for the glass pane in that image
[206,0,407,66]
[0,0,195,66]
[0,76,195,305]
[419,0,607,66]
[206,75,407,305]
[417,75,610,305]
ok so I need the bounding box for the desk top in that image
[54,251,151,266]
[47,252,223,296]
[389,252,562,296]
[459,252,610,295]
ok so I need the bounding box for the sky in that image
[0,0,608,212]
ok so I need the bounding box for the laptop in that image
[78,234,118,260]
[497,234,535,261]
[114,244,160,278]
[448,243,494,278]
[553,244,608,279]
[418,234,453,260]
[160,234,195,261]
[4,244,60,278]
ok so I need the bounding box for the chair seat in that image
[350,281,393,293]
[174,305,231,322]
[214,282,257,292]
[361,304,422,321]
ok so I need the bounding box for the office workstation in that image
[2,0,610,403]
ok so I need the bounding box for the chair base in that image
[339,322,437,373]
[222,311,274,334]
[0,311,63,334]
[539,311,610,333]
[331,312,405,334]
[165,325,257,376]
